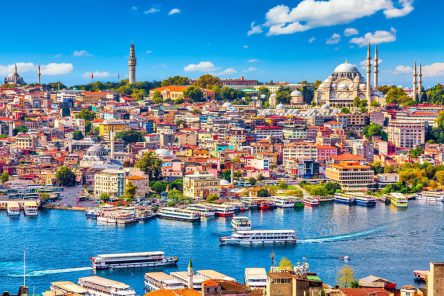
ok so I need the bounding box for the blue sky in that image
[0,0,442,87]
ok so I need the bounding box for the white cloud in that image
[384,0,414,18]
[168,8,181,15]
[393,63,444,77]
[247,22,263,36]
[144,8,160,14]
[344,28,359,36]
[326,33,341,44]
[308,37,316,43]
[248,59,259,63]
[73,50,92,57]
[40,63,73,75]
[244,66,257,73]
[254,0,413,36]
[349,27,396,47]
[82,71,110,79]
[217,68,237,76]
[184,61,216,72]
[0,62,72,76]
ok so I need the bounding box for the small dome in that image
[86,144,108,157]
[220,179,230,186]
[337,83,348,90]
[290,90,303,97]
[155,149,173,157]
[359,83,367,90]
[222,102,232,108]
[269,93,277,99]
[321,103,330,109]
[276,103,285,109]
[334,62,359,73]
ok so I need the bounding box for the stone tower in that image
[128,42,136,84]
[417,63,423,102]
[187,259,194,289]
[37,65,41,85]
[412,61,417,100]
[373,46,378,90]
[366,43,372,104]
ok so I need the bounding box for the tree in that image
[257,189,270,197]
[386,87,414,106]
[249,177,257,186]
[278,257,293,271]
[220,170,231,182]
[184,86,204,102]
[362,123,386,140]
[195,74,221,89]
[340,107,350,114]
[131,88,146,100]
[72,130,84,140]
[257,174,265,181]
[435,170,444,184]
[152,91,163,104]
[0,171,9,183]
[336,265,357,288]
[117,130,145,144]
[135,152,163,180]
[206,193,219,203]
[278,181,288,189]
[55,166,76,187]
[370,100,381,107]
[76,109,96,121]
[13,125,28,136]
[161,76,190,86]
[409,147,424,158]
[257,86,270,99]
[150,181,168,194]
[167,189,186,205]
[100,193,110,201]
[426,83,444,104]
[124,181,138,201]
[275,87,291,104]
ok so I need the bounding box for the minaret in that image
[373,46,379,90]
[417,63,423,102]
[110,131,115,159]
[14,64,18,75]
[128,42,137,84]
[187,259,194,289]
[412,61,417,100]
[37,65,41,85]
[230,165,234,184]
[366,43,372,104]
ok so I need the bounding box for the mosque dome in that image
[333,62,359,73]
[222,102,232,108]
[276,103,285,109]
[220,179,231,186]
[155,149,174,158]
[86,144,108,158]
[337,83,349,90]
[290,90,303,97]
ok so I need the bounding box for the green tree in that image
[161,76,190,86]
[131,88,147,100]
[278,181,288,189]
[257,189,270,197]
[257,174,265,181]
[124,181,138,201]
[13,125,28,135]
[116,130,145,144]
[150,181,169,194]
[55,166,76,187]
[275,87,291,104]
[362,123,386,140]
[152,91,163,104]
[426,84,444,104]
[76,109,96,121]
[72,130,84,140]
[278,257,293,271]
[135,152,163,180]
[184,86,204,102]
[340,107,350,114]
[206,193,219,203]
[0,171,9,183]
[249,177,257,186]
[220,170,231,182]
[195,74,222,89]
[100,193,110,201]
[386,87,415,106]
[409,147,424,158]
[257,86,270,99]
[167,189,186,205]
[336,265,357,288]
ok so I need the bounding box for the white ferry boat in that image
[78,276,136,296]
[333,193,356,205]
[92,251,178,270]
[220,230,296,245]
[157,207,201,222]
[186,204,216,218]
[7,202,20,216]
[97,209,138,225]
[212,204,235,217]
[272,196,297,208]
[231,216,252,231]
[24,201,38,216]
[417,191,444,202]
[144,272,185,291]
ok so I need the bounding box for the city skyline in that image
[0,0,443,86]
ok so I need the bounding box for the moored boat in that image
[186,204,216,218]
[85,208,98,219]
[355,194,376,207]
[7,202,20,216]
[389,193,408,208]
[294,199,304,208]
[23,201,39,216]
[212,204,235,217]
[157,207,201,222]
[303,196,319,207]
[220,229,296,245]
[231,216,252,231]
[417,191,444,202]
[92,251,178,270]
[272,196,296,208]
[333,193,356,205]
[258,201,274,210]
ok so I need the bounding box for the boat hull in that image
[220,239,296,245]
[334,198,355,205]
[157,214,200,222]
[356,200,376,207]
[93,257,178,270]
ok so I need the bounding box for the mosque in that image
[4,64,26,85]
[314,44,385,107]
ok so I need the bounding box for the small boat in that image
[136,209,156,221]
[416,191,444,202]
[85,208,98,219]
[24,201,39,216]
[303,196,319,207]
[224,201,246,212]
[212,204,235,217]
[272,196,296,208]
[7,202,20,216]
[231,216,252,231]
[157,207,201,222]
[333,193,356,205]
[294,199,304,208]
[355,195,377,207]
[186,204,216,218]
[389,193,408,208]
[220,230,297,245]
[258,201,274,210]
[339,256,350,261]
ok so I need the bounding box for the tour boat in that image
[186,204,216,218]
[272,196,296,208]
[333,193,356,205]
[7,202,20,216]
[220,230,296,245]
[97,209,138,225]
[231,216,252,231]
[212,204,235,217]
[23,201,39,216]
[157,207,201,222]
[78,276,136,296]
[85,208,98,219]
[136,209,156,221]
[258,201,274,210]
[116,212,139,225]
[303,196,319,207]
[355,195,377,207]
[92,251,178,270]
[224,201,246,212]
[389,193,408,208]
[417,191,444,202]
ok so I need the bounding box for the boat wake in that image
[298,227,382,244]
[9,266,92,277]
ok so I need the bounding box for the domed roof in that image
[269,93,277,98]
[222,102,232,108]
[337,83,348,90]
[333,62,359,73]
[86,144,108,157]
[276,103,285,109]
[290,90,303,97]
[220,179,231,186]
[155,149,173,158]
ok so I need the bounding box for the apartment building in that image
[183,172,220,200]
[325,161,374,191]
[387,120,426,148]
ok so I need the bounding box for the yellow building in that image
[94,169,126,198]
[15,133,36,150]
[183,172,220,200]
[99,120,129,141]
[325,161,374,191]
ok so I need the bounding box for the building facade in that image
[183,172,220,200]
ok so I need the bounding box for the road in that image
[50,186,97,208]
